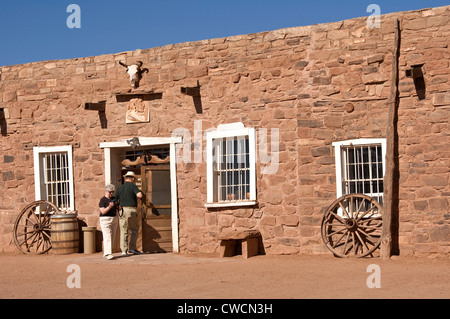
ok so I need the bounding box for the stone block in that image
[413,200,428,211]
[309,76,332,85]
[279,215,299,227]
[428,198,448,211]
[3,91,17,102]
[362,73,388,84]
[421,175,448,187]
[367,54,385,64]
[219,229,261,258]
[433,92,450,106]
[324,115,343,128]
[2,171,15,181]
[187,65,208,78]
[311,146,331,157]
[260,216,277,225]
[428,110,449,122]
[18,67,33,79]
[327,29,350,40]
[430,225,450,242]
[171,68,187,81]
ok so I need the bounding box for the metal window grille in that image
[342,144,384,205]
[214,137,250,202]
[42,152,71,209]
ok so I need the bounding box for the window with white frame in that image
[333,139,386,205]
[33,146,74,211]
[206,123,256,207]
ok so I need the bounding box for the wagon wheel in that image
[321,194,383,258]
[13,200,59,254]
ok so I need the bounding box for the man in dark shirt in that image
[114,171,143,255]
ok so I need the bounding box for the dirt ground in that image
[0,251,448,300]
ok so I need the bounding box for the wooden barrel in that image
[51,214,79,254]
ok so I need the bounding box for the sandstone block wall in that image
[0,6,448,256]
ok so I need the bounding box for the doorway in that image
[140,165,172,253]
[100,137,181,253]
[120,148,172,253]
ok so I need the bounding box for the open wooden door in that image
[140,165,173,253]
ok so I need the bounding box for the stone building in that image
[0,6,449,257]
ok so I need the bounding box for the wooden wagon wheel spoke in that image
[326,226,347,238]
[344,232,350,254]
[42,230,52,240]
[349,195,355,218]
[356,205,378,221]
[332,229,349,247]
[13,200,59,254]
[357,226,380,239]
[23,232,39,249]
[356,197,366,215]
[351,232,358,255]
[327,210,346,224]
[16,229,37,237]
[37,232,51,253]
[17,222,35,229]
[18,231,38,248]
[361,224,382,231]
[358,216,382,223]
[42,214,52,226]
[338,201,351,219]
[34,234,43,252]
[321,193,383,258]
[355,230,370,254]
[21,216,37,227]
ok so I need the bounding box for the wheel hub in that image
[345,218,358,231]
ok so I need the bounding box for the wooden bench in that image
[219,229,261,259]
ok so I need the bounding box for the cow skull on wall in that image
[119,61,145,88]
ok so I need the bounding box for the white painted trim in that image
[331,138,387,148]
[33,148,41,202]
[99,137,182,149]
[33,145,75,211]
[206,132,214,203]
[204,201,257,208]
[248,128,257,201]
[332,138,387,198]
[104,147,111,186]
[208,127,254,140]
[206,123,257,205]
[101,137,182,253]
[170,143,179,253]
[333,143,344,199]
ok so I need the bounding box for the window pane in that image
[342,144,383,202]
[42,152,71,210]
[213,136,250,202]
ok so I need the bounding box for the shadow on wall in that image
[0,108,6,136]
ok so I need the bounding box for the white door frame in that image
[99,137,182,253]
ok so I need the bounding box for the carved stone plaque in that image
[126,97,150,124]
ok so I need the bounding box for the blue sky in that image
[0,0,448,66]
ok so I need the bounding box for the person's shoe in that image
[129,249,142,255]
[121,251,127,256]
[106,254,114,260]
